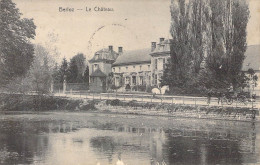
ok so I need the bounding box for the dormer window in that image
[94,64,99,71]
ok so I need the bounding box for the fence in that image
[53,83,88,93]
[54,91,259,109]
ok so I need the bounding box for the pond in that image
[0,112,259,165]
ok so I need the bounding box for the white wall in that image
[112,63,151,74]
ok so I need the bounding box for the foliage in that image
[137,85,146,92]
[3,44,54,94]
[0,93,84,111]
[244,68,258,88]
[161,0,192,88]
[110,99,121,106]
[162,0,250,95]
[79,100,97,111]
[67,53,86,83]
[0,0,36,86]
[52,58,68,84]
[106,72,114,90]
[83,65,89,88]
[205,0,250,89]
[125,84,131,91]
[28,44,53,94]
[145,85,153,93]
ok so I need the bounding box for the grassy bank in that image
[0,93,258,121]
[0,93,95,111]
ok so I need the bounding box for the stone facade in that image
[150,38,171,86]
[89,46,120,92]
[112,48,151,90]
[88,41,259,94]
[111,38,171,90]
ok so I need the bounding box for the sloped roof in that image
[89,48,119,63]
[90,69,107,77]
[242,45,260,71]
[113,48,151,66]
[150,39,171,56]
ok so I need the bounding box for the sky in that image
[13,0,260,62]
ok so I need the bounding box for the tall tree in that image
[67,53,86,83]
[0,0,36,86]
[205,0,249,89]
[29,44,52,94]
[83,65,89,87]
[161,0,192,88]
[162,0,250,94]
[67,58,78,83]
[56,58,68,83]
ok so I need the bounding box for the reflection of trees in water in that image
[163,135,243,165]
[162,127,258,165]
[0,115,258,165]
[0,120,50,165]
[90,136,116,163]
[0,120,82,164]
[108,122,257,165]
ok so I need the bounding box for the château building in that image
[88,38,171,92]
[150,38,171,86]
[88,39,259,95]
[88,46,120,92]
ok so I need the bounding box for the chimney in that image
[160,38,165,43]
[108,45,113,52]
[118,47,123,54]
[160,38,164,42]
[151,42,156,52]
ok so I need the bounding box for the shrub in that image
[110,99,121,106]
[106,100,112,105]
[135,85,146,92]
[79,100,97,111]
[125,84,131,91]
[132,86,137,91]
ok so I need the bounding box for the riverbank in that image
[0,110,258,165]
[0,93,259,122]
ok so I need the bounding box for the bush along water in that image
[102,99,258,120]
[0,93,97,111]
[0,94,258,120]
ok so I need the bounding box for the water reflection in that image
[0,113,259,165]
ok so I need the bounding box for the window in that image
[132,76,136,85]
[113,67,115,72]
[155,74,157,85]
[94,64,99,70]
[125,77,130,84]
[126,66,128,70]
[140,65,142,70]
[155,59,158,70]
[133,65,135,69]
[119,67,121,72]
[139,76,143,85]
[148,65,150,70]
